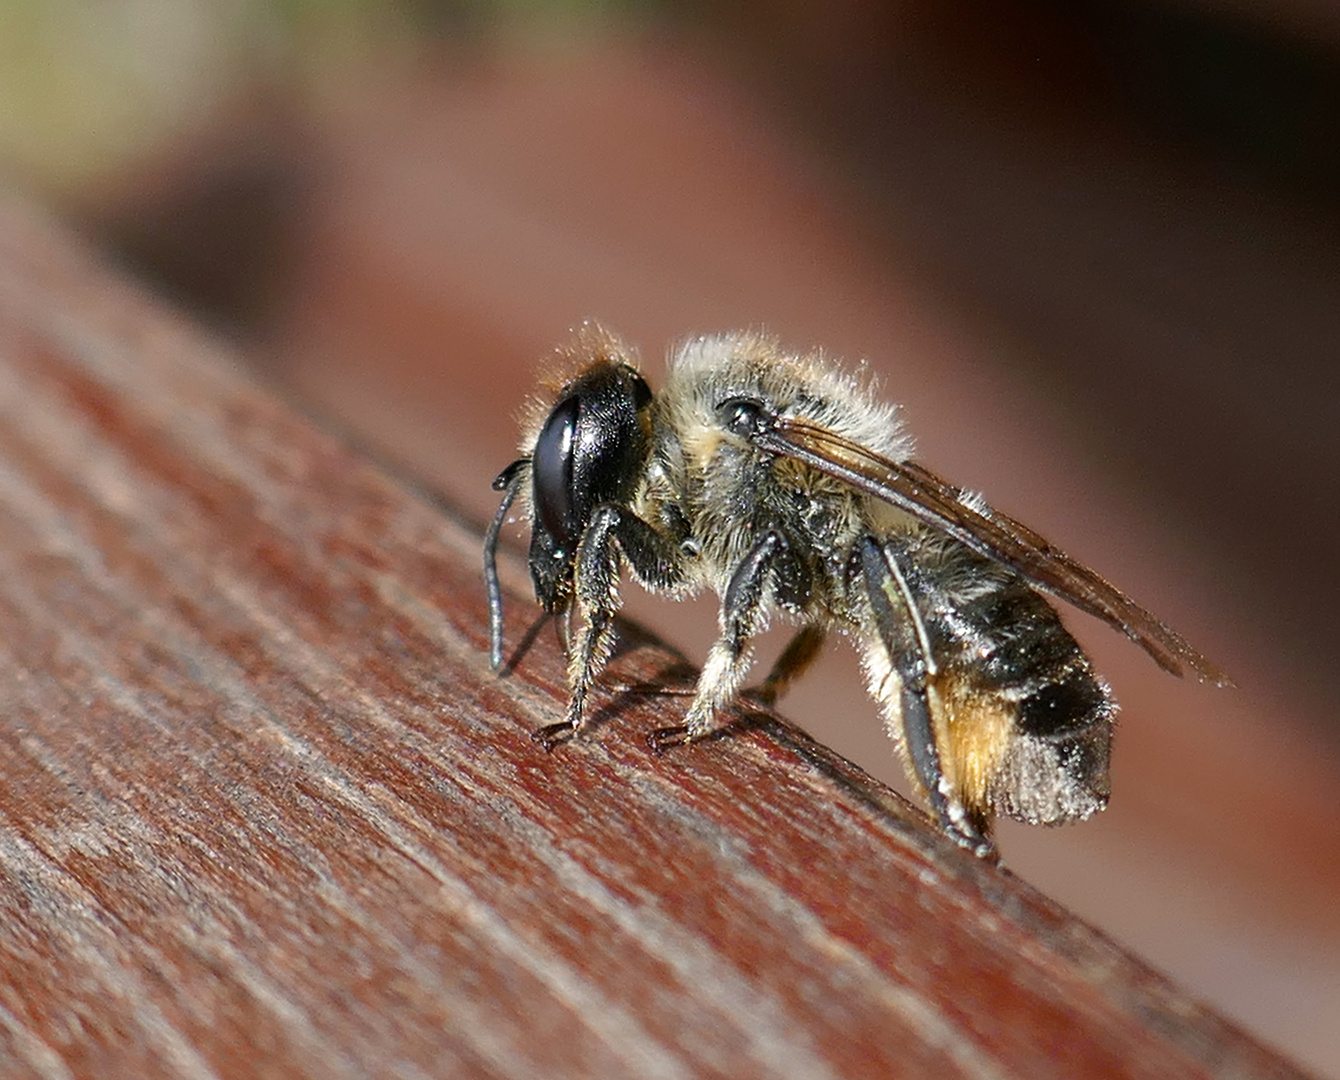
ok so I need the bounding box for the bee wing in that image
[760,418,1229,685]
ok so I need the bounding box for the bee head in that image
[527,360,654,610]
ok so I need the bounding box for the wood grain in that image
[0,198,1312,1080]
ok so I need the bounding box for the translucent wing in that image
[754,417,1229,685]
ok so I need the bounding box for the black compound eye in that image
[532,395,580,551]
[719,397,767,438]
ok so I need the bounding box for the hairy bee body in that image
[654,338,896,604]
[486,327,1217,856]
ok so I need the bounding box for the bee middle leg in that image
[649,529,792,752]
[533,503,685,750]
[858,538,994,857]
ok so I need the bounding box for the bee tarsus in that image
[531,720,581,752]
[646,725,696,754]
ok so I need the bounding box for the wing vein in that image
[761,418,1228,685]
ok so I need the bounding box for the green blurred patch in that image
[0,0,649,199]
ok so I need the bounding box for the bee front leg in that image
[858,538,995,858]
[650,529,790,752]
[533,504,684,751]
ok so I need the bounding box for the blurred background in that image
[2,0,1337,1074]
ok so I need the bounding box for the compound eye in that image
[532,394,580,551]
[719,397,766,438]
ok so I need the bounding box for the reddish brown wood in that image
[0,198,1314,1079]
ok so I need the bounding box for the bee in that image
[484,326,1226,857]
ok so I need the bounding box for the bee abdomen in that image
[933,571,1115,826]
[1017,666,1111,737]
[993,665,1113,825]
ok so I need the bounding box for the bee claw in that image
[647,725,693,755]
[532,721,578,752]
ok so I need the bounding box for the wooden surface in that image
[0,201,1315,1080]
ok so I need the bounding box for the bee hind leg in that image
[748,623,826,707]
[858,538,995,858]
[650,529,791,753]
